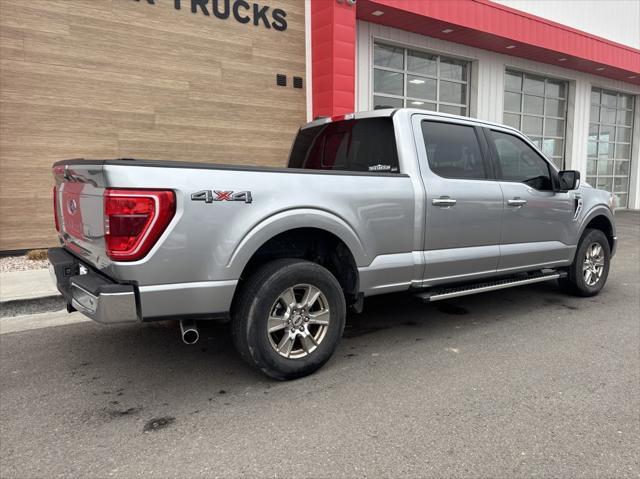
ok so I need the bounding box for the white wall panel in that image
[357,20,640,209]
[493,0,640,49]
[566,78,591,176]
[630,104,640,209]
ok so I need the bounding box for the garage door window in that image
[373,42,470,116]
[586,88,634,208]
[503,70,568,169]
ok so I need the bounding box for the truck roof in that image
[303,108,520,135]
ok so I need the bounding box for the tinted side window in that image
[489,130,552,190]
[421,121,487,179]
[288,118,400,173]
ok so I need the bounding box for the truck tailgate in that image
[53,162,110,270]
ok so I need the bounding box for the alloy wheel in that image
[583,242,605,287]
[266,284,331,359]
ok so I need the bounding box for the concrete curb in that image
[0,309,89,335]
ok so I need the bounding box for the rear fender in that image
[225,208,368,278]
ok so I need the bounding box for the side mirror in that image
[557,170,580,191]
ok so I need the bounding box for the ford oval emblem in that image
[67,198,78,215]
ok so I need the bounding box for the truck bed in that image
[53,158,416,320]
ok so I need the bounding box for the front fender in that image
[578,205,616,238]
[225,208,369,278]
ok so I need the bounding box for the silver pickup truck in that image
[49,108,616,380]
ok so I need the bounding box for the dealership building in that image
[0,0,639,251]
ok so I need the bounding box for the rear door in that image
[483,128,575,271]
[413,116,503,285]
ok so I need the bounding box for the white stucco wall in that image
[356,20,640,208]
[493,0,640,49]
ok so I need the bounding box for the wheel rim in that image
[583,242,605,287]
[267,284,331,359]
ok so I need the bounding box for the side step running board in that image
[415,270,566,303]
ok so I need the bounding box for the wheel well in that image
[584,215,614,250]
[237,228,359,305]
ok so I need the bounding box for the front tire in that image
[559,228,610,297]
[232,259,346,380]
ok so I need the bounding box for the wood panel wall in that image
[0,0,306,250]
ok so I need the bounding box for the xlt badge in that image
[191,190,252,204]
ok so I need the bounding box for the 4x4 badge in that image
[191,190,252,204]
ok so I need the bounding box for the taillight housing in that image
[104,189,176,261]
[53,186,60,232]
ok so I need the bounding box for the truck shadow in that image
[45,278,586,388]
[342,279,583,338]
[1,278,606,436]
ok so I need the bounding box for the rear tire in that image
[559,228,610,297]
[231,259,346,380]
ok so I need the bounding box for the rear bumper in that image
[48,248,139,324]
[49,247,237,322]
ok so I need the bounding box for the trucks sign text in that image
[134,0,287,31]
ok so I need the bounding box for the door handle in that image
[507,198,527,207]
[432,197,457,207]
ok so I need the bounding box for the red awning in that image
[358,0,640,85]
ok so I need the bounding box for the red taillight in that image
[53,186,60,232]
[104,189,175,261]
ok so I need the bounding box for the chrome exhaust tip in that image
[180,319,199,345]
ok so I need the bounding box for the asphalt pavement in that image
[1,212,638,478]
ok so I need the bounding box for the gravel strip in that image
[0,256,49,273]
[0,296,66,318]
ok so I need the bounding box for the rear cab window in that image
[288,118,400,173]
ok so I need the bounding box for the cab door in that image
[483,127,576,271]
[413,116,504,285]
